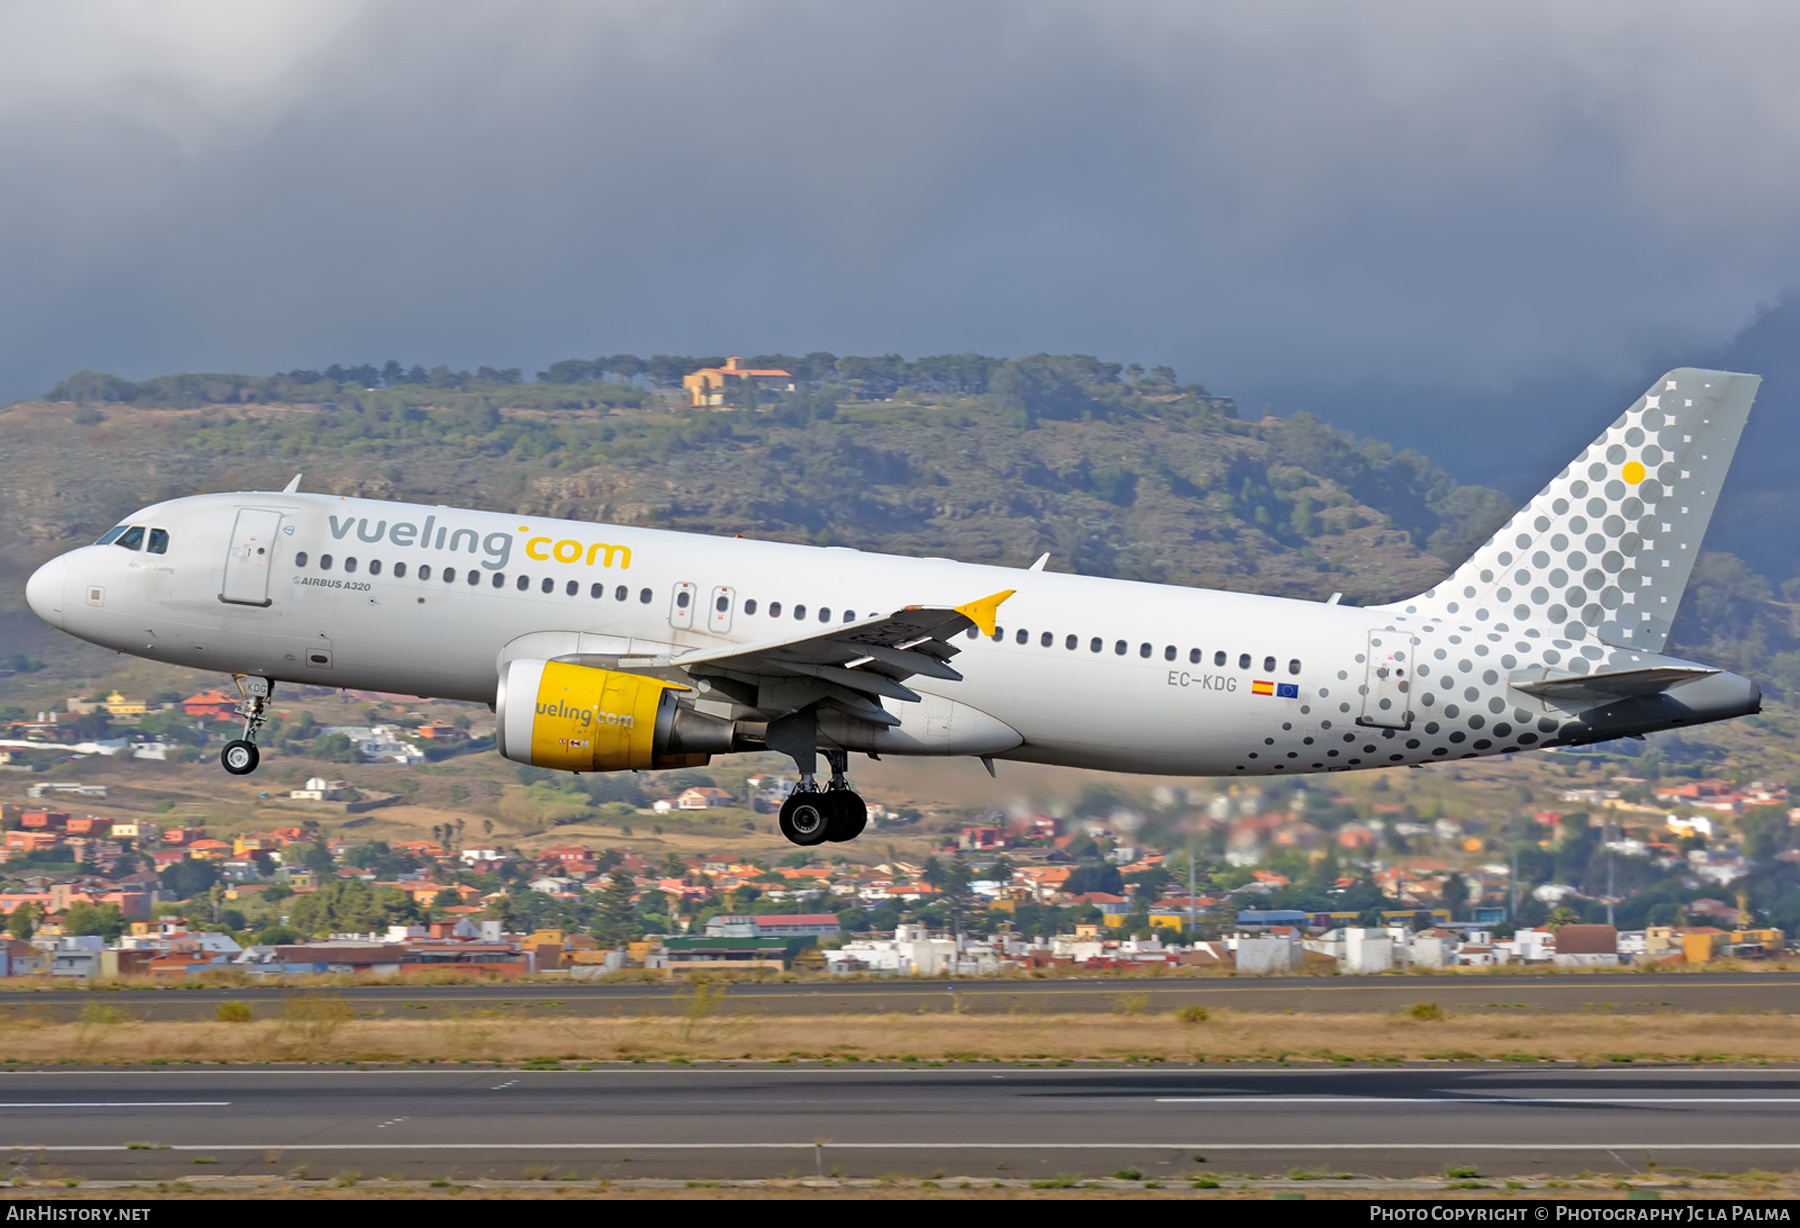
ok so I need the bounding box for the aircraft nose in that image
[25,554,67,628]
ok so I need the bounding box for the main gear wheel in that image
[778,791,833,846]
[825,789,867,842]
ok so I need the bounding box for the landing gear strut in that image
[220,676,273,776]
[778,748,868,845]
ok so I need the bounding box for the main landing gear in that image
[778,748,868,846]
[220,676,273,776]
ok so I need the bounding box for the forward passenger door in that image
[220,508,283,607]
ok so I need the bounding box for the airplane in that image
[23,367,1763,846]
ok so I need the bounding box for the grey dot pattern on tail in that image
[1239,368,1761,776]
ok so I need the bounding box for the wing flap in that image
[660,589,1014,719]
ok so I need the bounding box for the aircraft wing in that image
[650,589,1013,727]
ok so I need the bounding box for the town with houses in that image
[0,679,1797,984]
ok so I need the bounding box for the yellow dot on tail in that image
[1622,461,1646,484]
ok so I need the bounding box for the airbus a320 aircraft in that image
[24,368,1763,846]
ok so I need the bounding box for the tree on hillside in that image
[593,871,637,947]
[62,901,125,942]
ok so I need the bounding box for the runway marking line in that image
[0,1102,228,1108]
[1155,1096,1800,1105]
[8,1142,1800,1152]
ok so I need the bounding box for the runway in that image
[5,971,1799,1023]
[2,1066,1796,1181]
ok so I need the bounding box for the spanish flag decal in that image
[1251,679,1275,696]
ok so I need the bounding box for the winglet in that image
[954,589,1015,637]
[282,474,302,493]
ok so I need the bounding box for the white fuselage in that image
[23,489,1753,779]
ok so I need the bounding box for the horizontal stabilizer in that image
[1511,665,1716,702]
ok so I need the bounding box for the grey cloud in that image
[4,1,1800,403]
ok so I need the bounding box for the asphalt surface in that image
[3,972,1799,1022]
[0,1066,1795,1181]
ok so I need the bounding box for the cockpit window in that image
[114,526,145,551]
[146,528,169,555]
[95,526,127,546]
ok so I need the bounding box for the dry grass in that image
[0,1002,1797,1065]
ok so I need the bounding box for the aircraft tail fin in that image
[1402,368,1760,652]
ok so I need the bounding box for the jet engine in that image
[496,658,730,771]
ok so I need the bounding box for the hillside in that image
[1,354,1519,613]
[5,349,1795,693]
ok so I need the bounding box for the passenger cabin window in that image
[1065,635,1077,650]
[344,558,358,573]
[469,571,482,586]
[1114,640,1127,655]
[991,626,1004,642]
[616,585,629,601]
[146,529,169,554]
[418,564,432,580]
[1042,632,1054,648]
[295,551,309,567]
[442,568,455,583]
[794,604,807,620]
[1163,645,1176,661]
[543,577,556,594]
[843,610,855,622]
[115,526,145,551]
[1215,650,1227,667]
[1238,653,1251,669]
[1138,643,1152,659]
[1091,637,1103,653]
[1015,629,1029,645]
[566,580,578,596]
[394,562,407,578]
[1189,648,1201,664]
[320,554,334,571]
[745,599,758,615]
[769,601,783,618]
[94,526,127,546]
[1263,655,1276,673]
[819,607,831,622]
[1288,658,1302,675]
[676,590,691,609]
[638,588,652,603]
[368,559,382,576]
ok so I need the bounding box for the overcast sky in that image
[6,1,1800,423]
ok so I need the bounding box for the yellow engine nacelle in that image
[496,658,722,771]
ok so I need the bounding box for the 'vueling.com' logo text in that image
[537,698,636,729]
[326,514,632,573]
[519,527,631,570]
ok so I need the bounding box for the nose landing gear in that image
[777,747,868,845]
[220,675,273,776]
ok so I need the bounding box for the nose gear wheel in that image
[220,739,260,775]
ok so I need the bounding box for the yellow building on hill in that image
[682,357,795,407]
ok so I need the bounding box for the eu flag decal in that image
[1250,680,1274,696]
[1276,682,1300,699]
